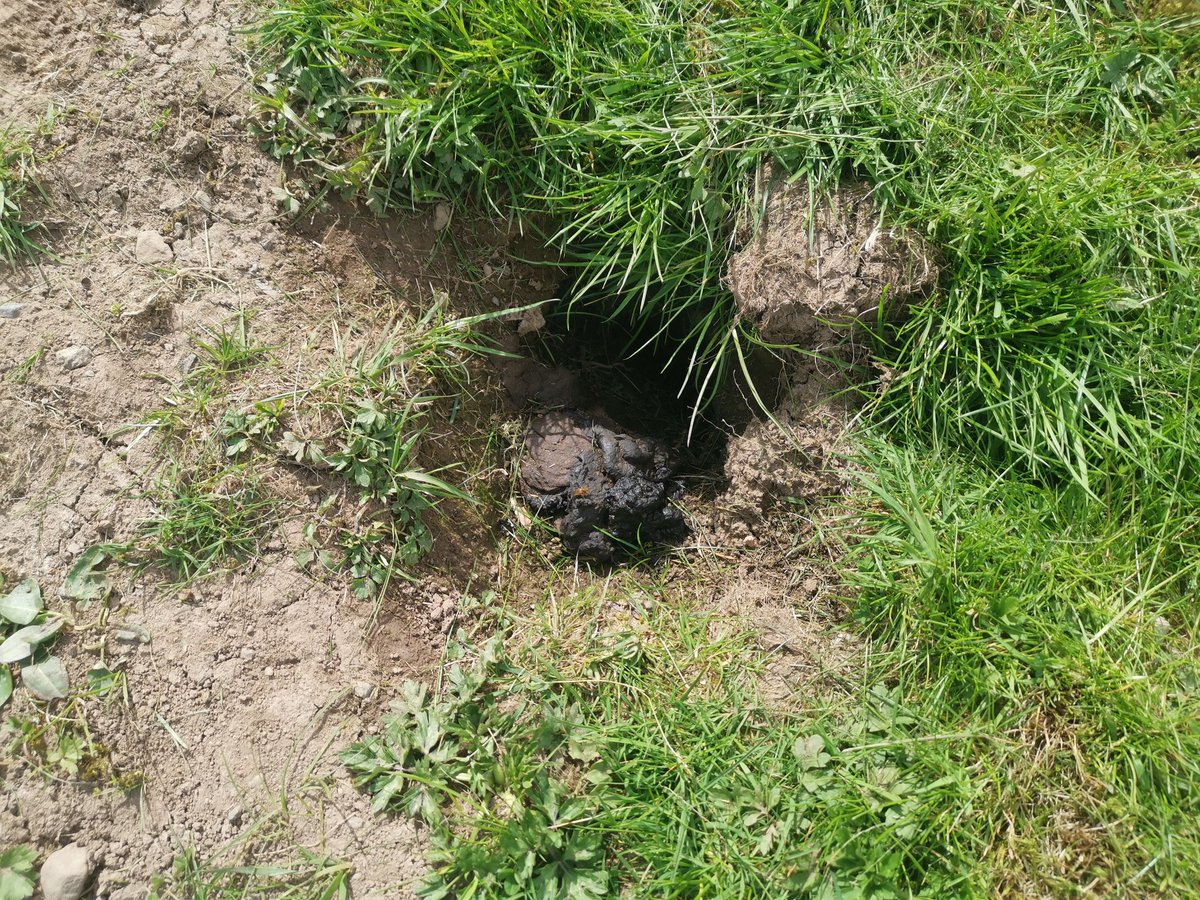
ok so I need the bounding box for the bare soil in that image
[0,1,854,896]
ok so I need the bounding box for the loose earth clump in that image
[727,176,938,345]
[520,410,686,561]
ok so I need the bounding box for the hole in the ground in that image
[529,291,734,472]
[510,284,792,561]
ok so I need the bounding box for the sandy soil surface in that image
[0,1,853,896]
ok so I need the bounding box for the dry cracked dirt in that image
[0,1,856,896]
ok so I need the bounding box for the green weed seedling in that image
[0,845,37,900]
[190,309,272,386]
[150,822,351,900]
[0,129,45,264]
[1,578,68,707]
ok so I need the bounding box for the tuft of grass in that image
[191,310,273,385]
[132,465,276,584]
[131,300,513,595]
[0,130,44,265]
[840,437,1200,894]
[150,824,352,900]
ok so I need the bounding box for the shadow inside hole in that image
[527,288,788,480]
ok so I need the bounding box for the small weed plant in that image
[130,301,506,596]
[0,130,44,265]
[150,824,351,900]
[0,845,37,900]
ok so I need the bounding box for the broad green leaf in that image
[1100,47,1139,85]
[21,656,69,700]
[793,735,832,770]
[0,667,11,707]
[61,546,111,602]
[0,579,42,625]
[0,620,63,664]
[0,843,37,900]
[86,665,119,695]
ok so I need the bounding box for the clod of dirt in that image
[521,410,686,560]
[496,332,579,409]
[716,356,852,548]
[135,230,174,265]
[174,130,209,162]
[726,176,937,345]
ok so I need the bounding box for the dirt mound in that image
[726,177,937,345]
[520,411,686,560]
[716,358,851,549]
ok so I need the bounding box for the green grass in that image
[343,574,1028,897]
[132,464,276,583]
[841,438,1200,893]
[252,0,1200,895]
[130,300,511,594]
[0,130,44,264]
[150,821,352,900]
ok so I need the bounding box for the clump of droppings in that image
[520,410,687,560]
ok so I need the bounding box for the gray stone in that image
[0,303,25,319]
[135,230,174,265]
[353,682,375,700]
[56,346,93,371]
[40,843,92,900]
[177,352,198,375]
[113,624,150,644]
[432,202,451,231]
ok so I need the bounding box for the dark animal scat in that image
[520,410,687,560]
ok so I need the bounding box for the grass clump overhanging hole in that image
[255,0,1200,486]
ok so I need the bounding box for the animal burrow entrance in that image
[507,291,766,561]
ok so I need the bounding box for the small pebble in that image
[57,346,93,371]
[135,230,174,265]
[240,647,255,660]
[0,302,25,319]
[175,130,209,162]
[432,202,451,231]
[353,682,375,700]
